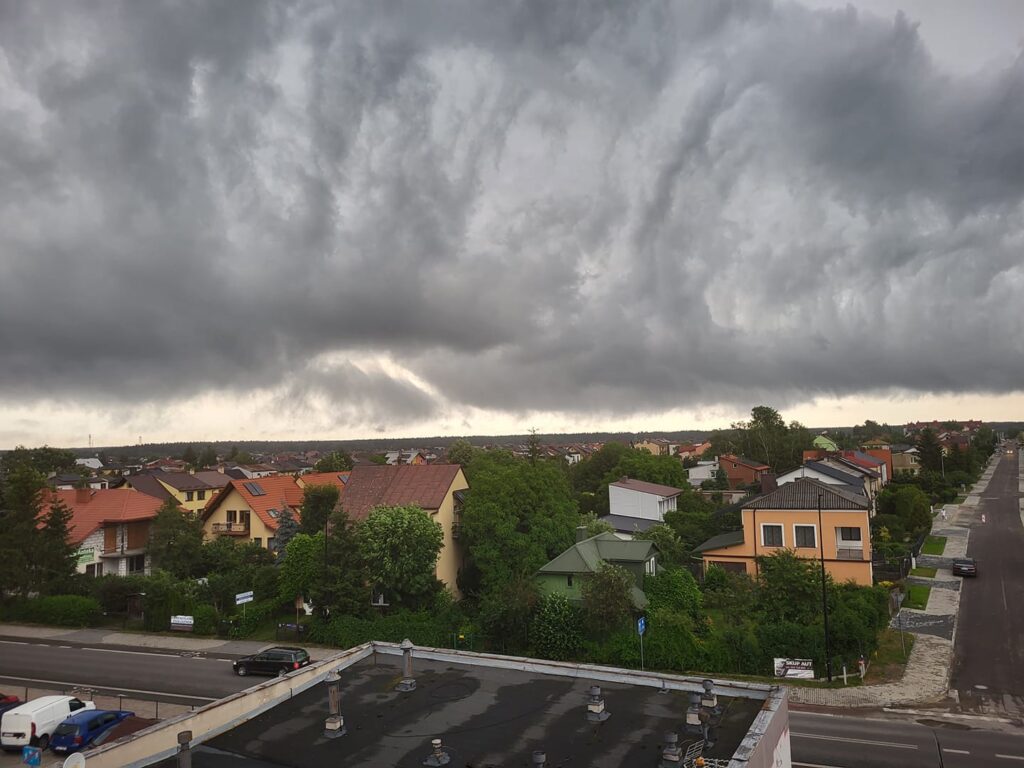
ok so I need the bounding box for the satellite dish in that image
[63,754,86,768]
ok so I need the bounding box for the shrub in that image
[530,594,582,661]
[644,568,702,620]
[229,599,280,639]
[643,608,700,672]
[192,604,219,635]
[1,595,102,627]
[307,611,453,649]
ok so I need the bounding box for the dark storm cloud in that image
[1,0,1023,424]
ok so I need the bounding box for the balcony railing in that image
[212,522,250,535]
[836,547,865,560]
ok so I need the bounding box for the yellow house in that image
[151,472,218,515]
[201,475,304,551]
[340,464,469,597]
[696,478,873,586]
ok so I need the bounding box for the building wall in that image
[433,468,470,598]
[701,506,873,586]
[537,572,584,601]
[722,458,766,489]
[203,488,276,548]
[893,453,920,475]
[156,478,212,514]
[75,528,105,574]
[608,485,675,521]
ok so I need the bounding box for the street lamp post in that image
[818,493,833,682]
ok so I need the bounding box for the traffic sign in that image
[22,746,41,766]
[236,590,254,605]
[637,616,646,636]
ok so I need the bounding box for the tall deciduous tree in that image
[359,505,444,609]
[148,499,205,579]
[196,446,218,469]
[278,532,325,605]
[299,484,340,535]
[181,445,198,467]
[581,563,635,634]
[445,439,475,467]
[315,451,353,472]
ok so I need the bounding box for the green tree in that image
[531,593,582,660]
[196,446,218,469]
[181,445,197,467]
[579,512,613,537]
[359,505,444,609]
[273,506,300,559]
[315,451,353,472]
[309,509,369,618]
[299,484,340,535]
[582,563,635,634]
[0,465,48,595]
[234,450,254,465]
[278,532,325,604]
[643,567,702,622]
[446,439,476,467]
[35,496,78,594]
[916,429,943,473]
[633,524,687,568]
[756,550,826,626]
[369,454,389,465]
[148,499,205,579]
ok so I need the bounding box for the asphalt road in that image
[1,639,1023,766]
[951,449,1024,717]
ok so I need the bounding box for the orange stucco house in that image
[695,478,873,586]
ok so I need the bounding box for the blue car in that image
[49,710,133,754]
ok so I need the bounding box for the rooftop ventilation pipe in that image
[586,685,611,722]
[395,638,417,692]
[323,669,347,738]
[422,737,451,766]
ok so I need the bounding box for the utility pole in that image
[818,493,833,682]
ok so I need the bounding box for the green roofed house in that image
[537,530,658,609]
[813,434,840,452]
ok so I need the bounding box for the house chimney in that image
[576,526,588,543]
[620,476,628,483]
[76,487,91,504]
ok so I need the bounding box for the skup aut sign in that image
[773,658,814,679]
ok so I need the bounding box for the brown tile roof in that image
[156,472,215,492]
[341,464,463,521]
[609,477,684,498]
[744,478,869,511]
[203,475,305,531]
[124,473,174,502]
[194,470,232,488]
[51,489,168,545]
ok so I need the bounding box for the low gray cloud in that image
[0,0,1022,428]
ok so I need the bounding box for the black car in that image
[952,558,978,577]
[233,647,310,677]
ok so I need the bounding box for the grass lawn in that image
[921,535,947,555]
[904,585,931,610]
[953,494,967,504]
[910,567,937,578]
[863,629,915,684]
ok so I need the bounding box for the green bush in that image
[308,611,453,649]
[192,604,219,635]
[530,594,582,661]
[644,568,702,620]
[229,599,280,639]
[1,595,102,627]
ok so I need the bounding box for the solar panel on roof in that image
[244,481,266,496]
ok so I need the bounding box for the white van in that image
[1,695,95,751]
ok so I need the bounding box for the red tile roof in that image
[203,475,305,531]
[721,454,771,471]
[300,471,350,491]
[51,489,167,545]
[340,464,463,521]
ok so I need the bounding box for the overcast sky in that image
[1,0,1023,448]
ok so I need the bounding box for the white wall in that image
[685,460,718,487]
[608,485,675,521]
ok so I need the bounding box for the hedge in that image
[193,604,219,636]
[228,599,280,638]
[1,595,103,627]
[308,611,454,648]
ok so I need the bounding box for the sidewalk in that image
[0,623,339,661]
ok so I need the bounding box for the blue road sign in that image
[637,616,646,636]
[22,746,41,766]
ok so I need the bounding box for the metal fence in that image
[6,683,198,721]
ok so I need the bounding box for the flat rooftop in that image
[155,655,764,767]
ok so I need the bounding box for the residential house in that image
[75,457,104,471]
[144,458,188,472]
[537,530,658,609]
[677,441,712,458]
[685,459,719,487]
[57,488,168,577]
[340,464,469,597]
[152,472,217,515]
[719,455,771,490]
[802,450,887,496]
[201,475,305,551]
[384,450,426,466]
[695,478,873,586]
[812,434,839,452]
[297,471,350,492]
[861,437,891,450]
[633,438,673,456]
[193,470,233,490]
[124,472,174,502]
[862,448,893,483]
[234,463,280,479]
[775,461,869,498]
[49,474,113,491]
[892,447,921,476]
[601,477,683,535]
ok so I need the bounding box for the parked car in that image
[952,558,978,577]
[1,696,94,751]
[0,694,20,718]
[49,710,133,754]
[233,647,311,677]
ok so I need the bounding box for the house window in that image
[794,525,817,548]
[127,555,146,574]
[645,556,657,575]
[253,537,263,548]
[837,527,862,543]
[227,510,237,523]
[566,575,574,588]
[761,524,783,547]
[85,563,103,577]
[185,491,194,502]
[267,537,277,553]
[198,490,206,500]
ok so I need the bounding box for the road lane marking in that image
[944,749,970,754]
[0,639,210,660]
[996,755,1024,761]
[89,647,194,659]
[792,732,917,749]
[0,640,28,645]
[0,674,216,702]
[1002,578,1009,612]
